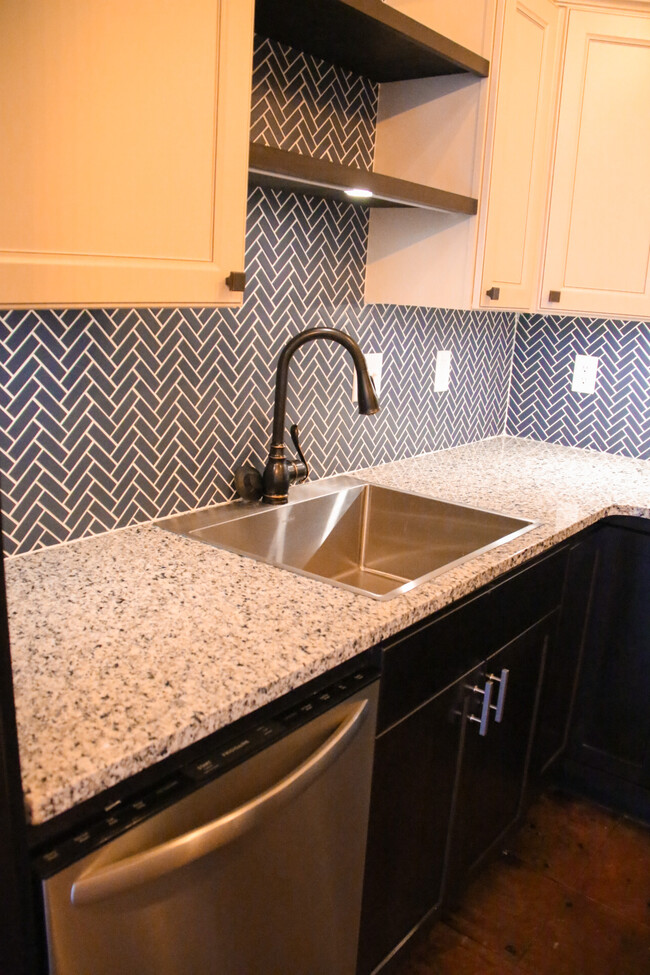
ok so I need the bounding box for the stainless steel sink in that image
[157,476,537,600]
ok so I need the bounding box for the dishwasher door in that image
[41,680,378,975]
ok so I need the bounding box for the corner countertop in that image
[5,437,649,826]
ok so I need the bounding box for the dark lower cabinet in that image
[358,546,569,974]
[447,615,553,892]
[358,517,650,975]
[0,552,40,975]
[564,518,650,819]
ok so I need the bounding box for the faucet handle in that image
[289,424,309,483]
[234,463,263,502]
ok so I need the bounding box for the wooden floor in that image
[393,789,650,975]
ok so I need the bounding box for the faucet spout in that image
[270,327,379,446]
[263,327,379,505]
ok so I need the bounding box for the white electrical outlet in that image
[352,351,383,403]
[572,354,599,393]
[434,350,451,392]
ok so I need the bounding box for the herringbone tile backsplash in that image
[507,314,650,461]
[0,35,516,555]
[0,183,515,555]
[2,35,647,556]
[251,35,377,169]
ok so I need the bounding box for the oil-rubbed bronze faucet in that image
[234,327,380,505]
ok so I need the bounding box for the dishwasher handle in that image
[71,697,369,906]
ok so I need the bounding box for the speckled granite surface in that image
[5,437,649,826]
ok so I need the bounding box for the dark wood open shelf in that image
[248,143,479,215]
[254,0,489,82]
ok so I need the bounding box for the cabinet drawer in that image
[487,545,568,651]
[379,545,569,731]
[379,587,493,731]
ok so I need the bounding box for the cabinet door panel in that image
[358,681,463,975]
[448,616,549,889]
[571,524,650,784]
[0,0,253,307]
[541,10,650,317]
[533,533,598,775]
[479,0,558,310]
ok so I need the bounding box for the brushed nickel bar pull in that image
[468,679,494,736]
[488,668,510,722]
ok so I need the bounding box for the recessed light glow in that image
[344,187,373,199]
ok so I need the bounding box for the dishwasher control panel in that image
[34,660,380,879]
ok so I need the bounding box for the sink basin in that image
[157,476,537,600]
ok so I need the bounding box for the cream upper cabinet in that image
[540,6,650,318]
[0,0,254,308]
[368,1,650,319]
[477,0,559,311]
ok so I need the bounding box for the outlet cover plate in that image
[434,350,452,392]
[572,354,598,393]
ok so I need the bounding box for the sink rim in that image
[156,475,540,600]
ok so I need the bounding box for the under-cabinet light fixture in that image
[344,187,373,199]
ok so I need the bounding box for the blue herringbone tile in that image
[508,314,649,460]
[251,36,376,170]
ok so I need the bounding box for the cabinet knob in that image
[226,271,247,292]
[485,286,500,300]
[548,289,561,302]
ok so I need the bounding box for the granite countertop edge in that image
[5,437,649,826]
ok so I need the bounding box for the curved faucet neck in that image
[259,327,379,505]
[271,327,375,446]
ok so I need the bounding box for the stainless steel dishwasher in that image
[36,665,379,975]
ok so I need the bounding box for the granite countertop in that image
[5,436,650,826]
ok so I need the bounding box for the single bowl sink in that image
[157,476,537,600]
